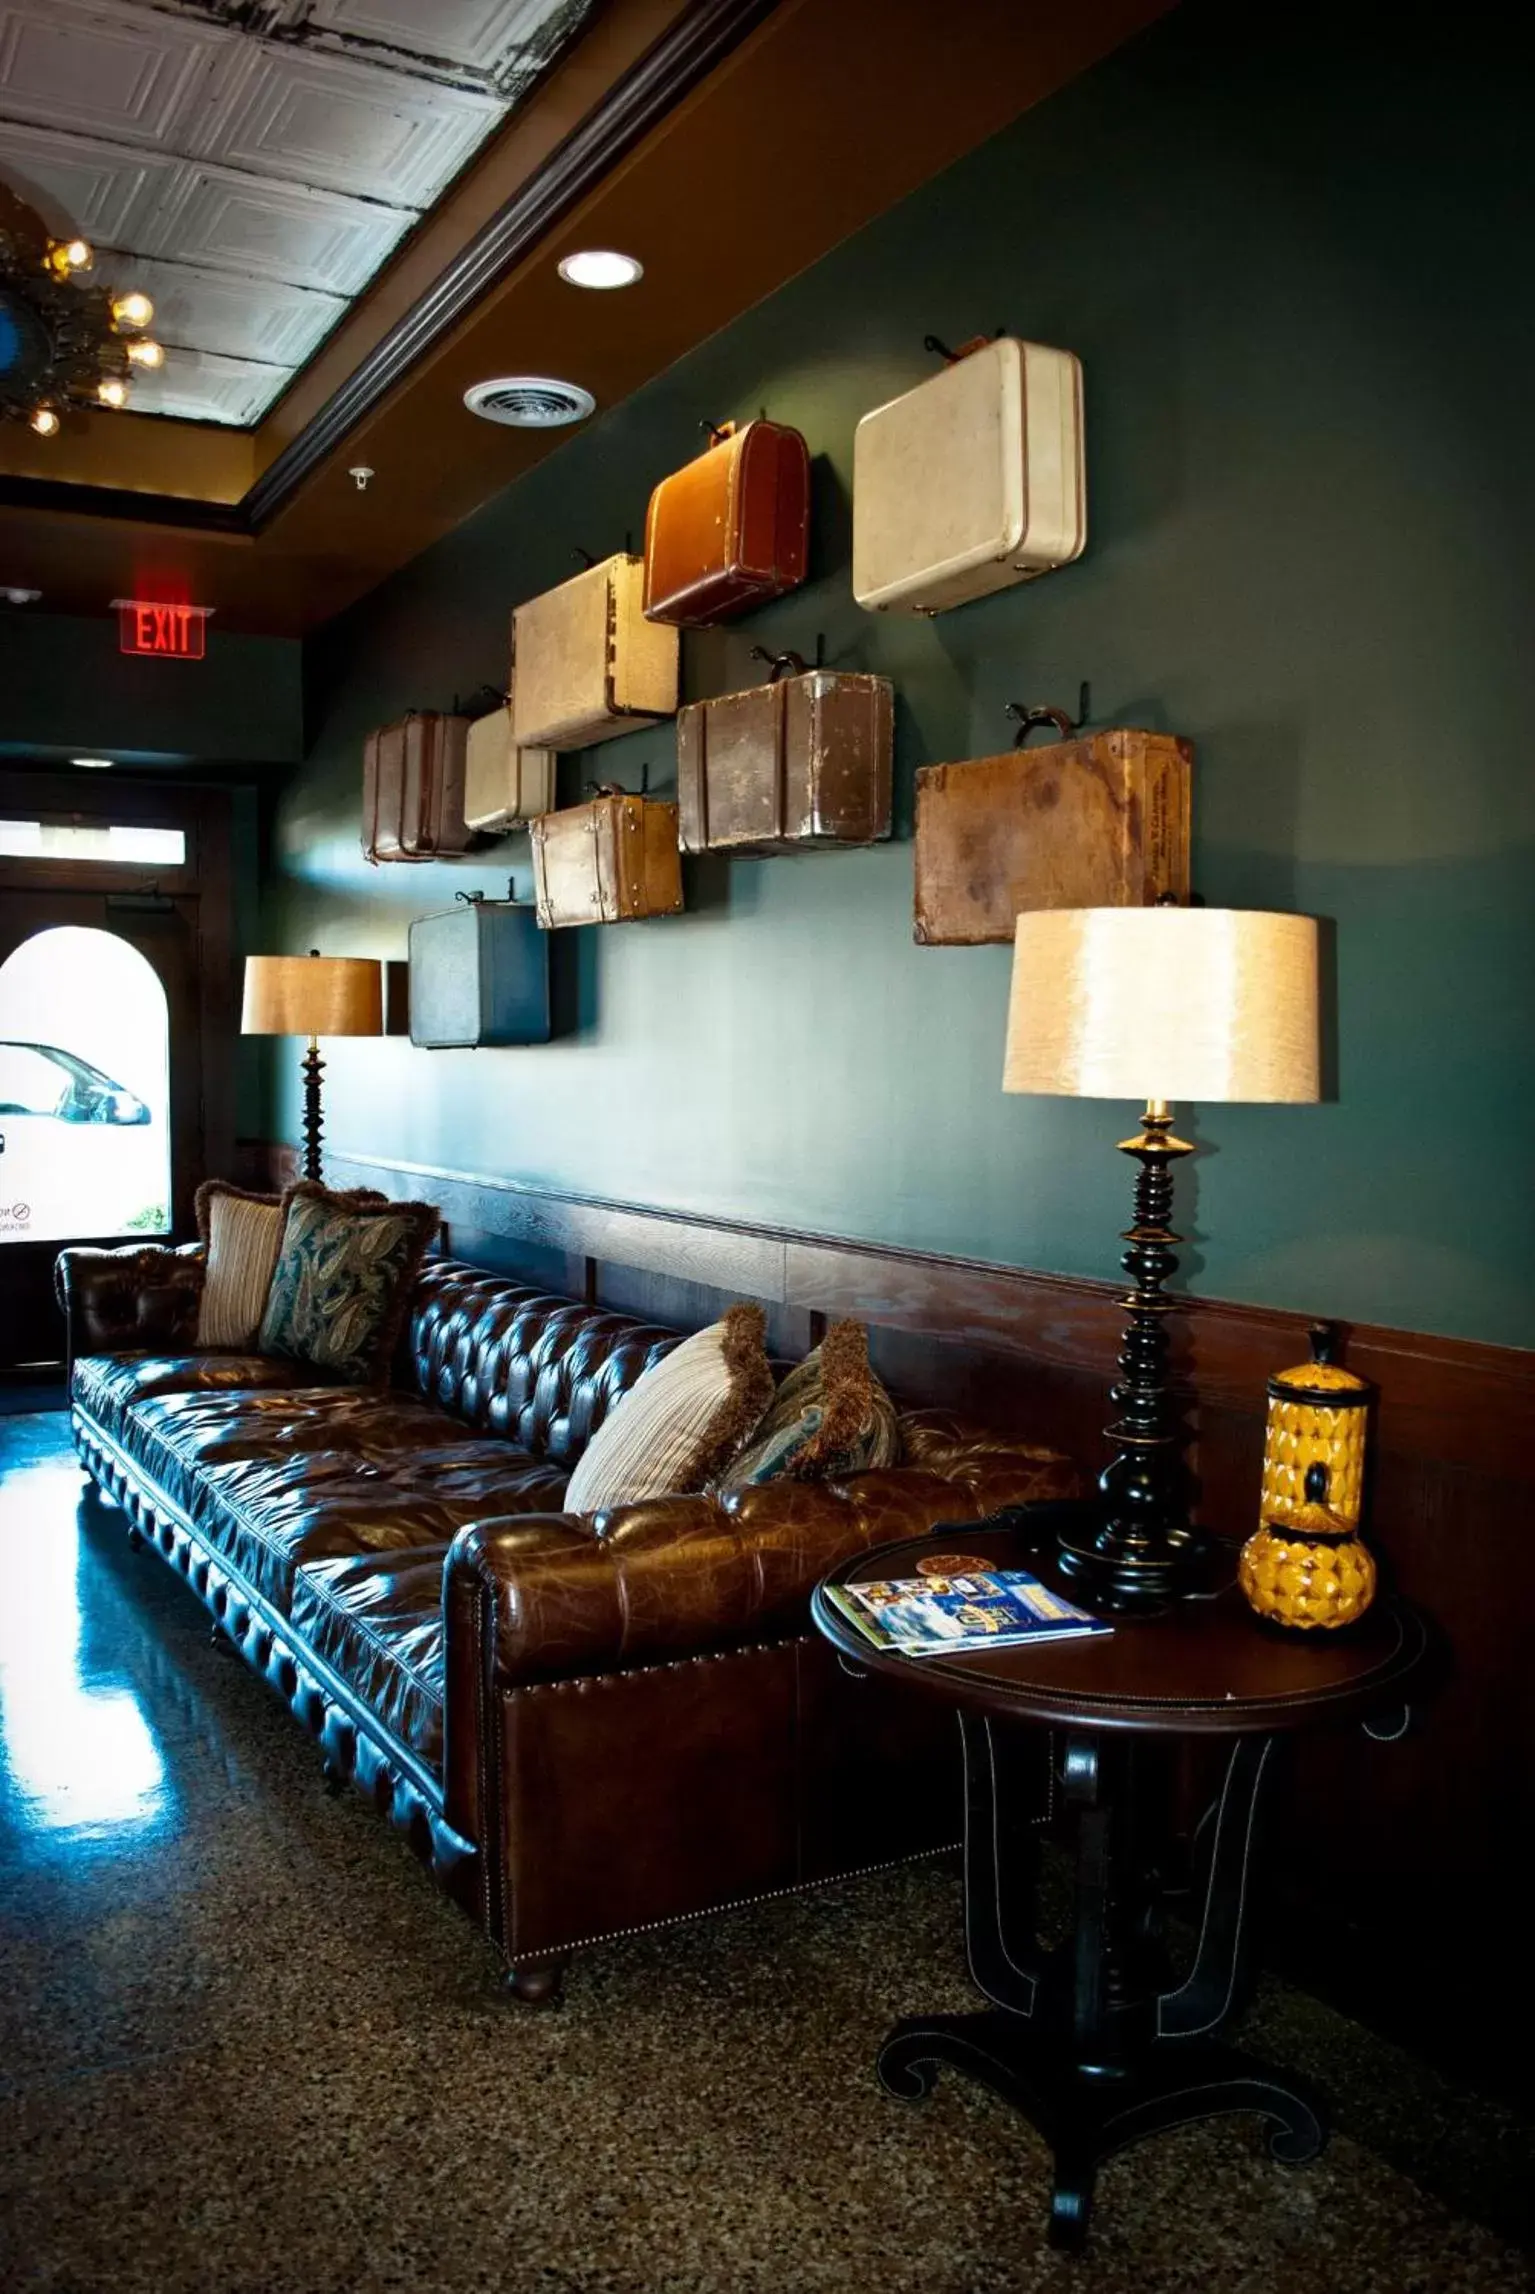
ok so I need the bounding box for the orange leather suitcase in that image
[676,650,892,855]
[912,722,1192,943]
[363,711,474,863]
[643,420,811,627]
[530,788,684,929]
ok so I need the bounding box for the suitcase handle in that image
[1007,705,1077,748]
[750,646,808,684]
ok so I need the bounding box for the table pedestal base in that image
[878,1712,1328,2248]
[878,2012,1324,2249]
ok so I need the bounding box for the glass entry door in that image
[0,892,200,1370]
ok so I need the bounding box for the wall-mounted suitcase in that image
[530,787,684,929]
[512,555,678,751]
[408,898,551,1047]
[912,725,1191,944]
[676,650,892,855]
[643,419,811,627]
[363,711,475,863]
[463,687,557,835]
[852,336,1086,616]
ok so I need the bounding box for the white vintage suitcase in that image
[512,555,678,751]
[463,689,557,835]
[852,337,1086,615]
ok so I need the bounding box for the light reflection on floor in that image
[0,1446,173,1849]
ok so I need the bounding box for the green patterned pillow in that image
[258,1182,439,1383]
[717,1320,902,1490]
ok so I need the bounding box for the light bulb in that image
[111,290,154,331]
[47,237,93,277]
[98,377,128,409]
[126,338,164,368]
[557,249,644,290]
[30,407,61,438]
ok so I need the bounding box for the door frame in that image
[0,772,236,1366]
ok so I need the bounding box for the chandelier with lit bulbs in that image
[1,185,163,437]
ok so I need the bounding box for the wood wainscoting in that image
[243,1140,1533,2094]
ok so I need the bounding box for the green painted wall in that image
[0,612,303,767]
[269,2,1535,1350]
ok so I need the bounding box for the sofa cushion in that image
[72,1350,314,1445]
[194,1182,284,1349]
[564,1305,774,1514]
[719,1322,902,1490]
[260,1182,439,1382]
[291,1548,449,1772]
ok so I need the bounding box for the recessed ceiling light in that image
[71,757,114,770]
[464,377,596,429]
[557,249,643,291]
[2,586,42,605]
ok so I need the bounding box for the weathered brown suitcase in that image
[643,419,811,627]
[513,555,678,751]
[530,787,684,929]
[363,711,474,863]
[912,719,1192,944]
[676,650,892,855]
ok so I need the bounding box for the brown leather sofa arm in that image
[54,1242,206,1374]
[444,1425,1079,1695]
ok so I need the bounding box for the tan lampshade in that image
[241,955,383,1038]
[1003,908,1321,1104]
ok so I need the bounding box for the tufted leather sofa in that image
[57,1245,1079,2000]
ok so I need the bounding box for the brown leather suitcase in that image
[912,720,1192,943]
[530,787,684,929]
[643,420,810,627]
[677,650,893,855]
[513,556,678,750]
[363,711,474,863]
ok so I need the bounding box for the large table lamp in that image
[1003,906,1321,1607]
[242,952,383,1183]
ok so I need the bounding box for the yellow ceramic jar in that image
[1259,1322,1370,1533]
[1240,1463,1378,1631]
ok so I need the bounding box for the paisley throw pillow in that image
[717,1320,901,1489]
[258,1181,438,1383]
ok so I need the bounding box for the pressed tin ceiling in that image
[0,0,598,425]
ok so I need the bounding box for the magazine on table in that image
[825,1565,1111,1656]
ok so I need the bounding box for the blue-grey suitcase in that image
[407,898,550,1048]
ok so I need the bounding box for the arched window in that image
[0,927,171,1245]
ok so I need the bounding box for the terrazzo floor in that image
[1,1411,1531,2294]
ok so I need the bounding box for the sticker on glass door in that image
[0,927,170,1244]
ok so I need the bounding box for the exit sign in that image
[114,600,212,659]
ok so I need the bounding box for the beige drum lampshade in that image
[1003,907,1321,1104]
[242,955,383,1038]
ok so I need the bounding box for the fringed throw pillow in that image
[194,1181,284,1350]
[717,1320,901,1489]
[564,1304,775,1516]
[258,1181,439,1383]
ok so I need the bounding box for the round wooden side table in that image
[811,1511,1429,2250]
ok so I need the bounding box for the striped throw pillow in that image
[564,1304,774,1516]
[195,1181,284,1350]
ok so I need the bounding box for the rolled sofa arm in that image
[55,1242,206,1374]
[445,1426,1079,1694]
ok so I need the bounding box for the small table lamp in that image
[1003,906,1320,1607]
[241,951,383,1183]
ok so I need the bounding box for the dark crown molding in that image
[0,0,781,544]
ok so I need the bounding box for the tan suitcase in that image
[363,711,474,863]
[677,650,892,855]
[513,555,678,751]
[463,688,557,835]
[913,724,1192,944]
[853,335,1086,615]
[530,787,684,929]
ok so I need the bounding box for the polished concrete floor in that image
[1,1410,1532,2294]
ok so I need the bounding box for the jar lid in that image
[1268,1320,1370,1406]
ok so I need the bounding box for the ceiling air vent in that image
[464,376,595,428]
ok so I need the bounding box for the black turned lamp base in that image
[1054,1509,1214,1611]
[878,2011,1325,2251]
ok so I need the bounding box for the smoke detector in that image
[464,377,595,429]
